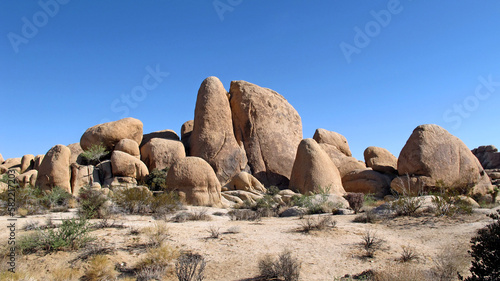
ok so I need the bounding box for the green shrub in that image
[78,185,109,219]
[464,210,500,280]
[151,191,182,219]
[390,194,423,217]
[0,185,47,216]
[298,216,336,233]
[143,168,168,192]
[80,144,108,166]
[113,187,153,214]
[41,186,73,212]
[267,186,281,196]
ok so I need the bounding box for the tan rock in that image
[181,120,194,156]
[225,172,266,194]
[395,124,494,196]
[36,145,71,193]
[0,153,3,164]
[140,129,180,147]
[223,190,264,204]
[115,139,140,158]
[289,139,345,196]
[70,164,100,196]
[165,157,222,207]
[110,151,149,181]
[0,158,22,173]
[364,146,398,174]
[67,143,84,165]
[140,138,185,171]
[191,77,248,185]
[221,192,244,204]
[318,143,366,177]
[105,176,137,188]
[0,182,7,192]
[33,155,44,170]
[313,128,352,157]
[16,170,38,188]
[342,169,392,198]
[20,154,35,173]
[230,80,302,187]
[80,117,143,151]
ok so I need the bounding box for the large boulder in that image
[224,171,266,194]
[472,145,500,169]
[191,77,248,185]
[393,124,493,196]
[289,139,345,196]
[115,139,140,159]
[140,138,185,171]
[0,157,22,173]
[80,117,143,151]
[364,146,398,174]
[165,157,222,206]
[36,145,72,193]
[318,143,366,177]
[33,155,44,170]
[342,169,392,198]
[20,154,35,173]
[110,151,149,181]
[230,80,302,187]
[16,170,38,188]
[67,143,84,165]
[140,129,180,147]
[70,164,100,195]
[313,128,352,157]
[181,120,194,156]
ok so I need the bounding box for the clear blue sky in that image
[1,1,499,161]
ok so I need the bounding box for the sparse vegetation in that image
[0,185,47,216]
[353,209,378,223]
[390,194,423,217]
[430,247,470,281]
[142,221,170,247]
[227,209,261,221]
[80,144,108,166]
[344,193,364,213]
[399,245,419,263]
[207,225,220,239]
[143,168,168,192]
[113,187,153,214]
[151,191,183,219]
[41,186,74,212]
[77,185,110,219]
[258,250,301,281]
[176,252,207,281]
[171,209,211,222]
[82,255,118,281]
[136,243,178,280]
[298,215,336,233]
[361,230,384,258]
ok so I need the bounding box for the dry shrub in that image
[344,193,364,213]
[399,245,419,263]
[430,247,470,281]
[171,209,211,222]
[207,226,220,239]
[176,252,207,281]
[353,209,378,223]
[142,221,170,247]
[82,255,118,281]
[373,265,428,281]
[258,250,301,281]
[298,215,336,233]
[51,267,81,281]
[228,209,261,221]
[113,187,152,214]
[0,271,37,281]
[151,191,183,219]
[361,230,385,258]
[136,243,178,280]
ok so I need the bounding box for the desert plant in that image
[142,221,170,247]
[176,252,207,281]
[78,185,110,219]
[113,187,153,214]
[429,247,470,281]
[136,243,178,280]
[41,186,73,212]
[464,209,500,281]
[258,250,301,281]
[171,209,211,222]
[361,230,384,258]
[151,191,183,219]
[143,168,168,192]
[0,185,47,216]
[252,195,279,217]
[399,245,419,263]
[353,209,378,224]
[267,185,281,196]
[22,220,40,231]
[51,267,81,281]
[391,194,423,217]
[227,209,261,221]
[82,255,118,281]
[298,216,336,233]
[207,225,220,239]
[80,144,108,166]
[76,242,115,262]
[344,193,364,213]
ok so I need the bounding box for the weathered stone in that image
[33,155,44,170]
[70,164,100,196]
[318,143,366,177]
[96,160,113,187]
[140,138,185,171]
[472,145,500,169]
[279,206,307,217]
[191,77,248,185]
[105,176,137,188]
[181,120,194,156]
[20,154,35,173]
[342,169,392,198]
[0,153,3,164]
[225,172,266,194]
[165,157,222,206]
[16,170,38,188]
[115,139,140,159]
[67,143,84,165]
[110,151,149,181]
[395,124,493,196]
[0,157,22,173]
[230,80,302,187]
[364,146,398,174]
[313,128,352,157]
[140,130,180,147]
[80,117,143,151]
[36,145,71,193]
[223,190,264,203]
[221,192,244,204]
[289,139,345,196]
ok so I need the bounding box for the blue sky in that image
[1,0,499,161]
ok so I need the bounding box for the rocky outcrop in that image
[364,146,398,174]
[20,154,34,173]
[67,143,84,165]
[0,158,22,173]
[36,145,72,193]
[80,117,143,151]
[140,129,180,147]
[110,151,149,181]
[165,157,222,206]
[318,143,366,177]
[230,80,302,187]
[0,153,3,164]
[33,155,44,170]
[313,128,352,157]
[472,145,500,169]
[140,138,185,171]
[342,169,392,198]
[289,139,345,196]
[392,124,493,196]
[181,120,194,156]
[224,172,266,194]
[70,164,100,195]
[191,77,248,185]
[115,139,141,159]
[16,170,38,188]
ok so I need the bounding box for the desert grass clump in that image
[344,193,364,213]
[258,250,301,281]
[171,209,211,222]
[41,186,74,212]
[113,187,152,214]
[50,267,81,281]
[136,243,178,280]
[398,245,419,263]
[430,247,470,281]
[298,215,336,233]
[207,225,220,239]
[78,185,110,219]
[353,209,378,223]
[176,252,207,281]
[22,220,40,231]
[372,265,428,281]
[151,191,183,219]
[360,230,384,258]
[228,209,261,221]
[142,221,170,247]
[82,255,118,281]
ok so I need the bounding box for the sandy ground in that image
[0,206,498,281]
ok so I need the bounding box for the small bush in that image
[464,210,500,281]
[77,242,115,262]
[353,209,378,224]
[0,185,46,216]
[391,195,423,217]
[298,216,336,233]
[78,185,110,219]
[207,225,220,239]
[80,144,108,166]
[41,186,73,211]
[344,193,364,213]
[267,186,281,196]
[171,209,211,222]
[361,230,384,258]
[143,168,168,192]
[430,247,469,281]
[113,187,152,214]
[258,250,301,281]
[175,252,206,281]
[136,243,178,277]
[399,245,419,263]
[151,191,183,219]
[22,220,40,231]
[228,209,261,221]
[82,255,118,281]
[142,221,170,247]
[252,195,279,217]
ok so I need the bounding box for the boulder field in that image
[0,77,497,206]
